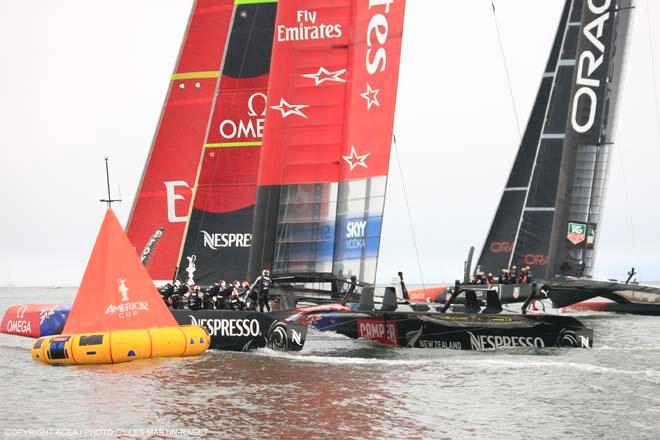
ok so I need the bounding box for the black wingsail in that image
[477,0,633,280]
[547,0,634,278]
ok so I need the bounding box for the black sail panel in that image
[477,0,573,275]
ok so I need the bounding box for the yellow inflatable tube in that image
[31,325,209,365]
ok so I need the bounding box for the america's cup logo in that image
[186,255,197,286]
[117,278,130,302]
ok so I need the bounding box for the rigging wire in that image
[645,0,660,149]
[490,0,522,140]
[615,148,641,274]
[392,134,427,291]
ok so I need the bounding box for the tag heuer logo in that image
[567,222,587,246]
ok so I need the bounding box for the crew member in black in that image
[159,283,175,307]
[509,266,519,284]
[228,286,245,311]
[171,281,189,309]
[201,286,214,310]
[499,269,510,285]
[219,280,232,299]
[251,269,272,313]
[187,286,202,310]
[207,282,225,309]
[519,266,531,284]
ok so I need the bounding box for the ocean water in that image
[1,287,660,439]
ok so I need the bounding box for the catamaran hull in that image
[560,300,660,315]
[171,310,307,352]
[289,310,593,350]
[544,279,660,315]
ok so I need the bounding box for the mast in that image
[248,0,407,284]
[99,157,121,209]
[177,0,278,286]
[125,0,235,283]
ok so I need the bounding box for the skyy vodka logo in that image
[570,0,612,134]
[345,220,367,249]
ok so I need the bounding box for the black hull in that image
[546,279,660,314]
[301,310,593,350]
[596,303,660,315]
[164,310,307,352]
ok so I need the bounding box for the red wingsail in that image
[257,0,405,186]
[126,0,234,282]
[248,0,406,283]
[64,210,177,334]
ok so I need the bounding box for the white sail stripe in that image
[504,187,528,191]
[568,21,581,26]
[543,72,555,78]
[524,207,555,212]
[558,59,576,66]
[541,133,566,139]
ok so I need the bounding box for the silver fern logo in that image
[406,326,424,348]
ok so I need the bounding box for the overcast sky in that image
[1,0,659,286]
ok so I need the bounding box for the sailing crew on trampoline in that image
[251,269,272,313]
[159,283,174,307]
[228,286,245,311]
[509,266,519,284]
[187,286,202,310]
[519,266,531,284]
[219,280,232,299]
[499,269,510,285]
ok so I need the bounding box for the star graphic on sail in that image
[342,145,370,171]
[360,83,380,110]
[301,67,347,86]
[270,98,309,119]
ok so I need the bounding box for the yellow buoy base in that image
[32,325,209,365]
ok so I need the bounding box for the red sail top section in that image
[126,0,234,282]
[64,210,177,335]
[257,0,406,186]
